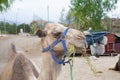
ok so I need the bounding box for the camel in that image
[109,56,120,72]
[0,23,87,80]
[114,56,120,71]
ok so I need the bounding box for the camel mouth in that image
[66,43,87,56]
[75,47,86,54]
[66,44,76,57]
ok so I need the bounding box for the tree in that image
[17,23,31,33]
[59,8,74,27]
[59,8,66,24]
[102,16,111,31]
[69,0,118,31]
[0,0,14,11]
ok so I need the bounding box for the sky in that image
[0,0,70,24]
[0,0,120,24]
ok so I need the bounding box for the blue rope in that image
[49,49,65,64]
[62,28,69,36]
[43,38,62,52]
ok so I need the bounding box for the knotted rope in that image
[67,44,76,80]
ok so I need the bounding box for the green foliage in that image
[0,0,14,11]
[8,23,17,34]
[66,10,74,24]
[103,16,111,31]
[30,23,39,34]
[29,20,46,34]
[0,21,32,34]
[0,22,17,34]
[69,0,118,31]
[59,8,66,25]
[17,23,32,33]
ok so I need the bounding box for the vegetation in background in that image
[0,21,32,34]
[102,16,111,31]
[29,23,38,35]
[67,0,118,31]
[59,8,66,25]
[0,0,14,11]
[17,23,32,34]
[29,20,48,34]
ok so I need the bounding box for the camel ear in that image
[52,32,62,38]
[36,29,47,37]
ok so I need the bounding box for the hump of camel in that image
[0,23,87,80]
[0,44,39,80]
[11,53,39,80]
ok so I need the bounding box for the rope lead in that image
[69,60,73,80]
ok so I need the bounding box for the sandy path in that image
[0,35,120,80]
[58,56,120,80]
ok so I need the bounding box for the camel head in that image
[36,23,87,54]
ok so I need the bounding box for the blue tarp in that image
[86,32,109,46]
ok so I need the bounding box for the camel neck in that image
[39,52,61,80]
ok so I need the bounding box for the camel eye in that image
[52,32,62,38]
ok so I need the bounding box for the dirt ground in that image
[0,35,120,80]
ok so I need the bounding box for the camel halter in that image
[42,28,71,65]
